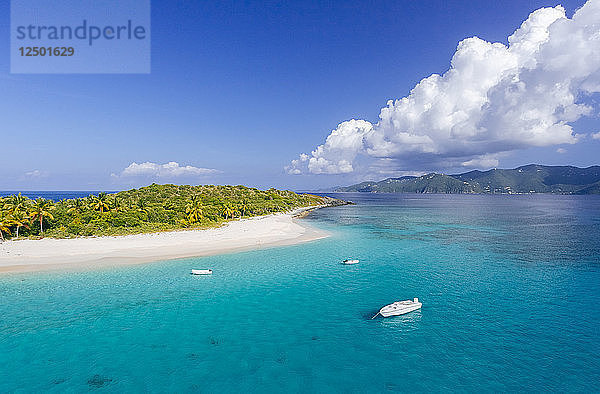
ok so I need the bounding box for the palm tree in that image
[67,198,85,215]
[239,200,250,217]
[83,195,94,207]
[185,199,204,224]
[109,195,123,212]
[90,192,110,213]
[3,193,32,237]
[29,198,55,235]
[6,193,29,213]
[221,203,235,219]
[10,209,30,238]
[0,211,14,242]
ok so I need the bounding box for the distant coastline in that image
[336,164,600,194]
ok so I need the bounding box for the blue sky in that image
[1,0,597,190]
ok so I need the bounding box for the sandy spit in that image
[0,209,328,274]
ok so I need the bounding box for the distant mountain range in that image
[335,165,600,194]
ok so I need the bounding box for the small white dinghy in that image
[191,269,213,275]
[341,259,359,265]
[372,298,422,319]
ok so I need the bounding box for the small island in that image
[0,184,346,241]
[0,185,348,273]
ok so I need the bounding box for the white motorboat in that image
[191,269,213,275]
[341,259,359,265]
[372,298,422,318]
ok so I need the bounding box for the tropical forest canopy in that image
[0,184,338,240]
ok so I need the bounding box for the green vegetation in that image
[0,184,341,241]
[336,165,600,194]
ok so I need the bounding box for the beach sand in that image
[0,210,328,274]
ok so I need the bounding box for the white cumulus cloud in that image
[288,0,600,175]
[592,132,600,140]
[286,120,373,174]
[114,161,219,178]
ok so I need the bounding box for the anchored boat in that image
[372,298,422,318]
[342,259,359,265]
[191,269,213,275]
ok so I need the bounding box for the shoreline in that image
[0,207,329,274]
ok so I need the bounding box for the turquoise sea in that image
[1,194,599,392]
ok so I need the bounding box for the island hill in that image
[336,164,600,194]
[0,184,347,241]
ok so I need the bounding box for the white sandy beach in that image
[0,211,328,274]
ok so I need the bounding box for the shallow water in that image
[1,194,599,392]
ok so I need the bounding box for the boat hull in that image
[378,300,422,317]
[191,269,213,275]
